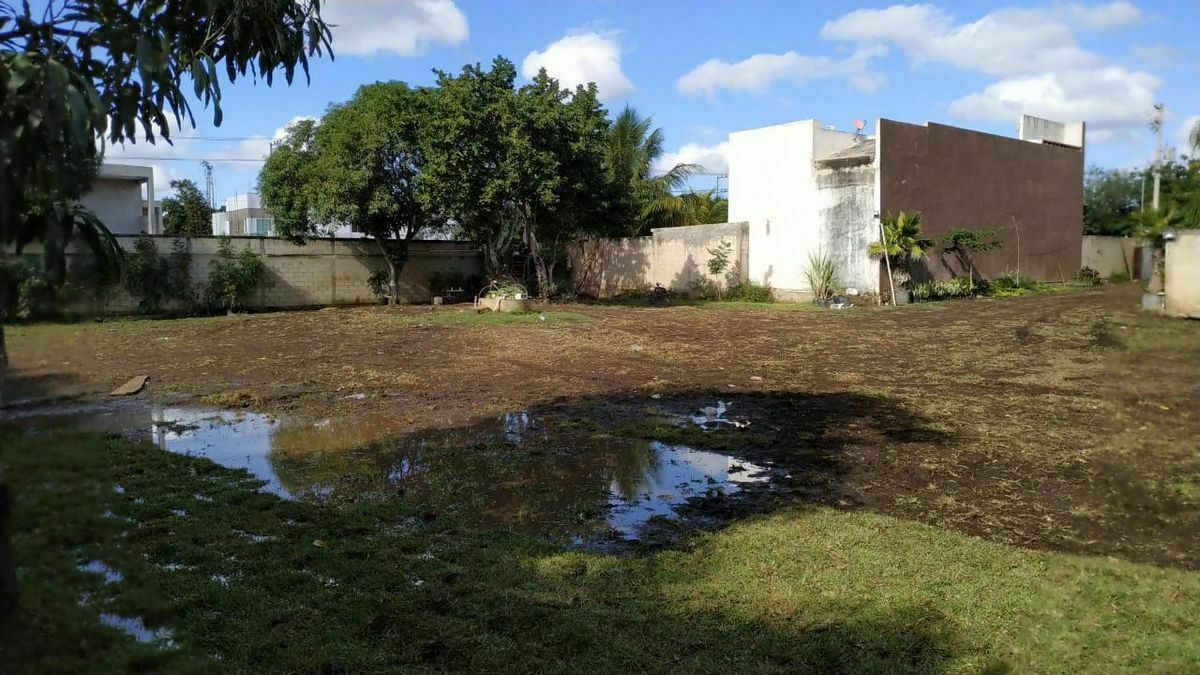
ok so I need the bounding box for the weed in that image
[728,281,774,303]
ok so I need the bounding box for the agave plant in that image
[868,211,933,290]
[803,249,840,303]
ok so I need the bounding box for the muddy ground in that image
[5,285,1199,568]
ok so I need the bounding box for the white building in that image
[79,163,159,235]
[727,115,1085,299]
[212,193,276,236]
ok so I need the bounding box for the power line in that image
[111,156,266,163]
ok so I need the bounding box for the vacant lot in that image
[3,284,1199,672]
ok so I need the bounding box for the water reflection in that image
[5,403,775,544]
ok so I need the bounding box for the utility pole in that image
[201,160,215,211]
[1150,103,1164,211]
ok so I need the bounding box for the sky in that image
[90,0,1200,204]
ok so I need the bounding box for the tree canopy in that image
[1084,160,1200,235]
[161,179,212,236]
[260,82,446,302]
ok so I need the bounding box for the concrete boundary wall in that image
[1165,231,1200,319]
[570,222,749,297]
[11,235,483,314]
[1081,235,1138,279]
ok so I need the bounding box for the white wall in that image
[79,177,147,235]
[728,120,864,294]
[1165,231,1200,319]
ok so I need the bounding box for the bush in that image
[689,276,720,301]
[910,277,986,302]
[1076,266,1102,286]
[2,253,118,321]
[1108,271,1131,284]
[729,281,774,303]
[803,251,840,303]
[367,270,390,300]
[125,235,194,313]
[988,271,1047,297]
[204,238,267,314]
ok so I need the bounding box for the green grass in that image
[3,431,1199,673]
[395,310,590,326]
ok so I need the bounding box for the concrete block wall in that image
[570,222,750,297]
[1165,231,1200,319]
[11,235,482,315]
[1081,235,1138,279]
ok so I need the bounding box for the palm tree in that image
[680,190,729,225]
[605,106,700,235]
[868,211,932,290]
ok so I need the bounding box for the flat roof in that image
[98,163,153,181]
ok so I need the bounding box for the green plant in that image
[1108,271,1132,284]
[124,235,194,314]
[988,271,1045,297]
[1076,266,1102,286]
[689,277,720,301]
[803,250,840,303]
[204,239,266,314]
[941,227,1004,286]
[367,270,391,300]
[910,277,988,302]
[729,281,774,303]
[869,211,932,292]
[706,241,732,300]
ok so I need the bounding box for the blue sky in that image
[96,0,1199,203]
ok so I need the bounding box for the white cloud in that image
[323,0,468,57]
[1055,1,1142,29]
[677,47,884,98]
[818,3,1160,143]
[655,142,730,175]
[820,4,1107,77]
[521,31,633,101]
[947,66,1159,132]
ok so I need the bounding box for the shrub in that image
[1076,266,1102,286]
[125,235,194,313]
[729,281,774,303]
[990,270,1039,292]
[367,270,390,300]
[205,238,267,314]
[689,276,720,301]
[1108,271,1131,284]
[803,250,840,303]
[910,277,986,302]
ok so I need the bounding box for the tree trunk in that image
[0,478,15,623]
[0,317,7,406]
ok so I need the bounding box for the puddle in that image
[4,399,780,546]
[98,613,176,647]
[604,442,768,539]
[78,560,124,585]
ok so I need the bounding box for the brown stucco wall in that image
[877,120,1083,282]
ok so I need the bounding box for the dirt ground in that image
[6,285,1199,568]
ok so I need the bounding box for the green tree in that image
[0,0,330,619]
[940,227,1004,287]
[422,58,524,277]
[510,70,610,298]
[1083,166,1142,235]
[679,190,728,225]
[260,82,445,303]
[1191,119,1200,155]
[869,211,933,293]
[259,118,319,244]
[161,179,211,236]
[603,106,700,235]
[706,240,732,300]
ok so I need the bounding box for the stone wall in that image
[12,235,483,314]
[570,222,750,297]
